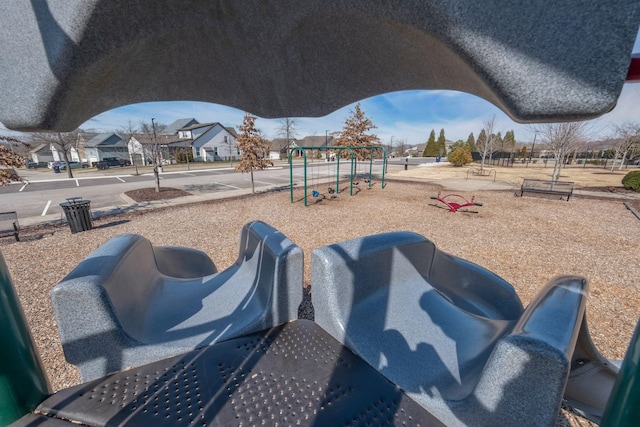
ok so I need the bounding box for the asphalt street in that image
[0,161,398,221]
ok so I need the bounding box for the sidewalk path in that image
[19,173,640,228]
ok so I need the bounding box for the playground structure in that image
[4,223,637,426]
[2,2,640,426]
[288,146,387,206]
[429,192,484,213]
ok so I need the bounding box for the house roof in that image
[269,138,299,151]
[180,122,217,131]
[299,135,332,148]
[30,143,51,154]
[85,133,123,148]
[162,118,199,135]
[78,132,99,142]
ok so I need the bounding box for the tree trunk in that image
[619,151,628,170]
[154,164,160,192]
[552,154,563,181]
[250,168,255,194]
[62,152,73,179]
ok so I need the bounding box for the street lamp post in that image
[527,131,538,168]
[325,130,330,161]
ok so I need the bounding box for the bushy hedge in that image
[448,147,472,166]
[622,170,640,192]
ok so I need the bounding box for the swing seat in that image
[312,190,320,197]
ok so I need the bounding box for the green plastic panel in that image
[0,251,50,425]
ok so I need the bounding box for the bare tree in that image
[0,136,24,185]
[612,122,640,171]
[236,113,273,194]
[277,117,297,159]
[533,122,590,181]
[29,130,79,178]
[477,116,497,173]
[138,120,166,192]
[117,120,142,175]
[222,133,238,166]
[395,138,407,157]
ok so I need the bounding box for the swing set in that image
[288,146,387,206]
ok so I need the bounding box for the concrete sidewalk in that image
[19,175,640,229]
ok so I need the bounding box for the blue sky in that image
[3,29,639,147]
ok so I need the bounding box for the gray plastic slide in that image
[311,231,615,426]
[51,221,303,381]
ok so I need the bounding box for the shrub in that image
[448,147,472,167]
[622,170,640,192]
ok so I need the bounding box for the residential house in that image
[76,132,99,163]
[83,133,128,164]
[160,118,199,143]
[406,143,426,157]
[296,135,334,159]
[166,122,239,162]
[30,144,55,164]
[268,138,300,160]
[32,142,81,165]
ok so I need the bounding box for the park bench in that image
[0,211,20,241]
[519,178,574,201]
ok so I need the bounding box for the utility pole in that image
[527,131,538,168]
[151,118,161,191]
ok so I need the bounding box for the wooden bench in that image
[520,178,574,201]
[0,211,20,241]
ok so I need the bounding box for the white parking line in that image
[19,183,28,192]
[116,176,125,183]
[214,182,241,189]
[181,173,197,177]
[75,179,80,187]
[246,179,276,185]
[41,200,51,216]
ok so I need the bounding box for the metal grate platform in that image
[13,320,444,426]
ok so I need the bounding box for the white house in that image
[168,122,239,162]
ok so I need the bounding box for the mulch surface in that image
[125,187,191,202]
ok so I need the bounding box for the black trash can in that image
[60,197,93,233]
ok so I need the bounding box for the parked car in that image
[26,161,48,169]
[94,157,131,169]
[59,161,89,170]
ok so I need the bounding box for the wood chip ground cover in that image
[1,178,638,426]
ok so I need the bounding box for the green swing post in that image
[0,252,50,425]
[289,148,309,206]
[368,150,374,189]
[292,145,382,206]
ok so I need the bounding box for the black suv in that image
[94,157,131,169]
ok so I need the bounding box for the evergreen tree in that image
[448,147,473,166]
[333,103,381,160]
[504,130,516,150]
[466,132,477,152]
[449,140,466,151]
[236,113,273,193]
[476,129,486,151]
[423,129,438,157]
[437,128,447,156]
